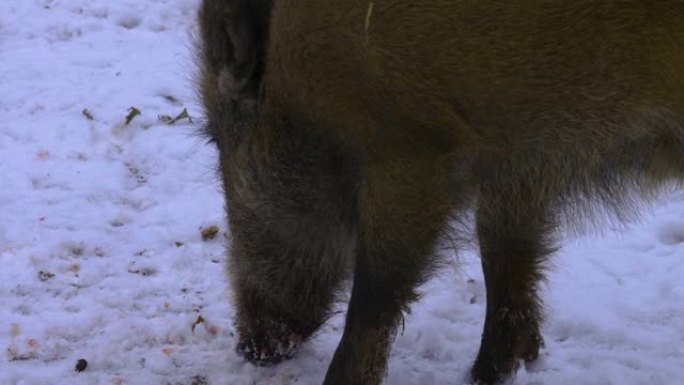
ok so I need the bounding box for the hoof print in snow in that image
[127,263,156,277]
[189,375,209,385]
[117,15,142,30]
[657,223,684,245]
[64,243,85,256]
[75,358,88,372]
[126,163,148,184]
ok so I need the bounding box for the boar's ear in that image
[198,0,271,103]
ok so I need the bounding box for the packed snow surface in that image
[1,1,682,384]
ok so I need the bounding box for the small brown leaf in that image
[191,315,205,333]
[200,226,219,241]
[168,108,192,125]
[125,107,141,125]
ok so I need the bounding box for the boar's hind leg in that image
[471,177,554,385]
[324,154,454,385]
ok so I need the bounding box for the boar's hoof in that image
[470,332,544,385]
[469,359,519,385]
[519,333,544,363]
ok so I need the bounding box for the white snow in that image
[0,1,682,385]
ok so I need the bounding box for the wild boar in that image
[197,1,684,384]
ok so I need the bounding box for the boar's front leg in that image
[324,152,455,385]
[471,173,554,384]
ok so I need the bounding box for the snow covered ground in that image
[1,1,682,384]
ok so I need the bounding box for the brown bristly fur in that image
[196,1,684,384]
